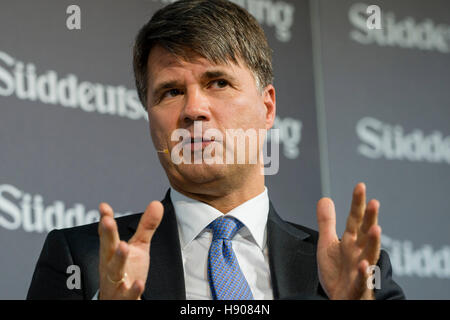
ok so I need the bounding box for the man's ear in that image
[262,84,276,130]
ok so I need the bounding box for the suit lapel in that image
[128,189,186,300]
[267,201,322,299]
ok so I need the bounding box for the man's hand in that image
[316,182,381,300]
[97,201,163,300]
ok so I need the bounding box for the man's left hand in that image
[316,182,381,300]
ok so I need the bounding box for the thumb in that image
[317,198,338,249]
[129,201,164,246]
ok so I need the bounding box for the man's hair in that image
[133,0,274,109]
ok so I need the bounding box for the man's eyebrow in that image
[152,80,180,99]
[151,69,237,98]
[201,69,237,82]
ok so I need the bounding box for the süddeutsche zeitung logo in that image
[357,117,450,165]
[382,235,450,279]
[159,0,295,43]
[0,50,147,121]
[0,183,131,233]
[349,2,450,53]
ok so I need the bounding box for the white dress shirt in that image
[93,186,273,300]
[171,186,273,300]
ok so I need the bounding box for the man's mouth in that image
[183,136,217,151]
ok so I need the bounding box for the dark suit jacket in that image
[27,189,405,300]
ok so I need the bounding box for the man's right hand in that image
[97,201,164,300]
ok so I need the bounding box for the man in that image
[27,0,405,300]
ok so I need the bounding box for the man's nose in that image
[179,87,211,124]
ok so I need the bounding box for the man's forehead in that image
[147,45,241,79]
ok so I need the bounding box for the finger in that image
[354,259,371,298]
[316,198,338,249]
[345,183,366,235]
[361,199,379,233]
[129,201,164,245]
[99,202,120,263]
[99,202,115,219]
[360,225,382,265]
[356,199,379,247]
[107,241,129,282]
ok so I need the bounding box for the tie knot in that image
[208,217,243,241]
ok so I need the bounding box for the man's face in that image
[146,45,275,191]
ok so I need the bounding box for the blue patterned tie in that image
[207,216,254,300]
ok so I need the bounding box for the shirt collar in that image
[170,186,269,251]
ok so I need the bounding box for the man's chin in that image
[175,163,228,184]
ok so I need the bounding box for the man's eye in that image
[162,88,182,100]
[210,79,229,88]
